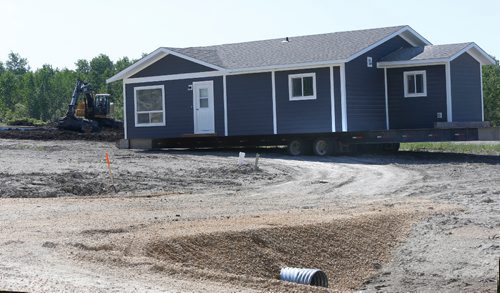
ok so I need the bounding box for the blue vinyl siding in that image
[451,53,482,122]
[226,73,273,135]
[275,67,331,134]
[131,54,215,78]
[125,77,224,139]
[345,36,412,131]
[387,65,447,129]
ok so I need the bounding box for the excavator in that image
[58,80,122,132]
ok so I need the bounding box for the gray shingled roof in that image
[165,26,407,69]
[380,43,472,62]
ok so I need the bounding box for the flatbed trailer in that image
[121,126,500,156]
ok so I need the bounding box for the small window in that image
[367,57,373,68]
[288,73,316,101]
[404,71,427,97]
[134,85,166,127]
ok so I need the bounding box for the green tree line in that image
[0,52,499,126]
[0,52,136,125]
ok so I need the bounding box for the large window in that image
[288,73,316,100]
[404,70,427,97]
[134,85,165,127]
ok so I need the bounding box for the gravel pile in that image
[143,210,421,291]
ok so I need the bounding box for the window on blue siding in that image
[134,85,166,127]
[288,73,316,100]
[404,70,427,98]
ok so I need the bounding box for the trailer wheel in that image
[383,143,400,152]
[287,139,309,156]
[313,138,333,156]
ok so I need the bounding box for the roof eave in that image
[377,59,449,68]
[225,60,346,74]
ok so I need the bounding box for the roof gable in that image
[378,43,495,67]
[131,54,216,78]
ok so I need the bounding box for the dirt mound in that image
[0,127,122,142]
[145,211,420,291]
[0,171,109,198]
[0,164,288,198]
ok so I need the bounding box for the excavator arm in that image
[58,80,99,132]
[66,80,94,119]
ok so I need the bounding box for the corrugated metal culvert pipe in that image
[279,267,329,288]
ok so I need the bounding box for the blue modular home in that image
[107,25,495,150]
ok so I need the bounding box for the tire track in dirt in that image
[240,156,420,211]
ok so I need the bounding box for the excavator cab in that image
[94,94,113,118]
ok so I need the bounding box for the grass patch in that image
[400,142,500,155]
[6,118,47,126]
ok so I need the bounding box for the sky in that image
[2,0,499,70]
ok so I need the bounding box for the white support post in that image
[384,68,390,130]
[480,65,484,121]
[340,63,347,132]
[271,71,277,134]
[330,66,336,132]
[122,81,128,140]
[223,75,228,136]
[445,62,453,122]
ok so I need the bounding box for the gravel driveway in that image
[0,139,498,292]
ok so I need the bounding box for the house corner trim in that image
[330,66,336,132]
[340,63,348,132]
[223,75,228,136]
[271,71,277,134]
[384,68,390,130]
[445,62,453,122]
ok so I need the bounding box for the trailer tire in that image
[313,138,333,156]
[287,139,309,156]
[383,143,400,152]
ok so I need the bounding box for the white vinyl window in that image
[288,73,316,101]
[134,85,166,127]
[404,70,427,97]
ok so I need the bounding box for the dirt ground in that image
[0,138,498,292]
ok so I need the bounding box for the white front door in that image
[193,81,215,134]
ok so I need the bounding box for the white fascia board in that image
[448,43,496,65]
[345,26,432,63]
[107,48,224,84]
[124,71,225,84]
[226,61,344,75]
[377,59,448,68]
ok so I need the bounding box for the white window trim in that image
[134,85,166,127]
[403,70,427,98]
[288,73,317,101]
